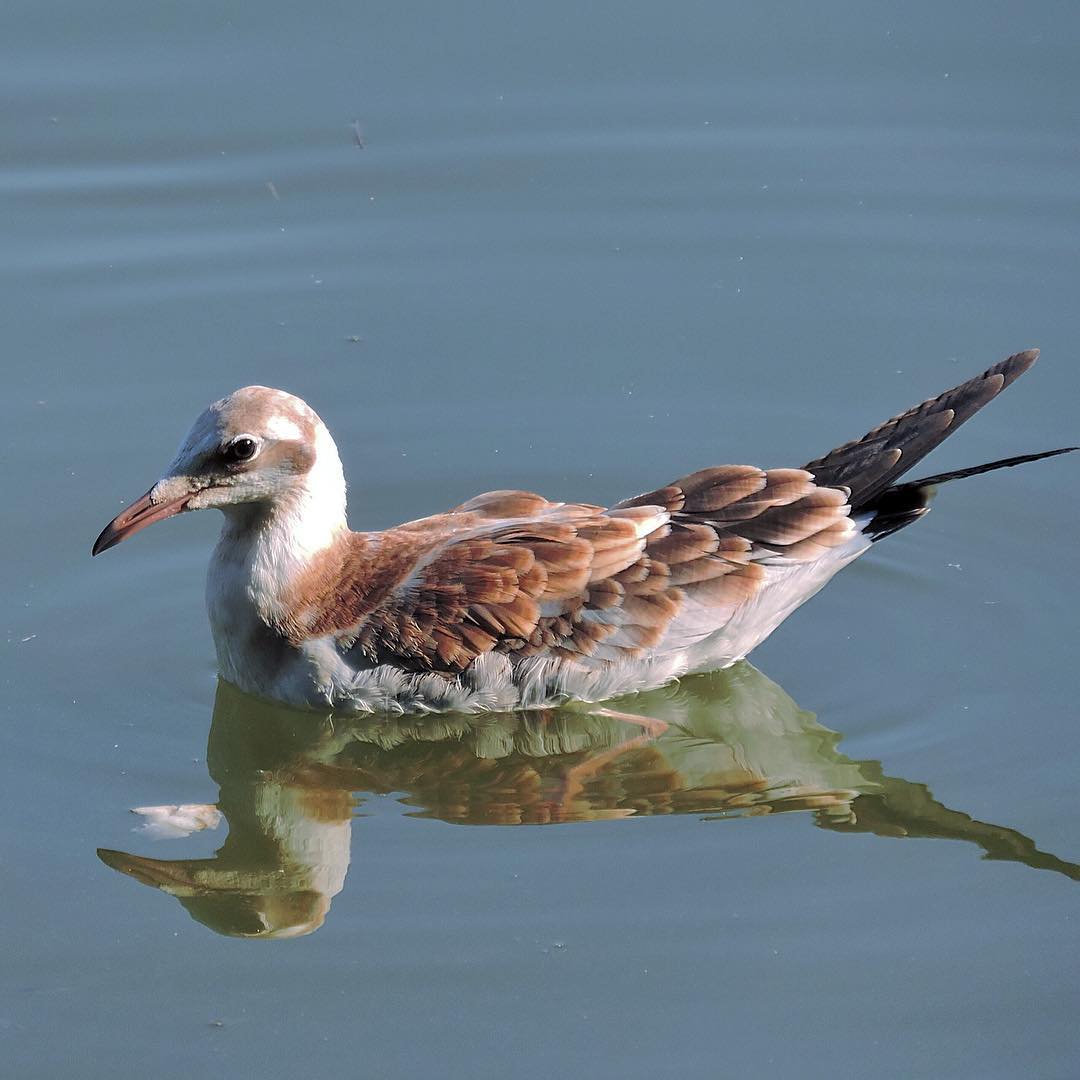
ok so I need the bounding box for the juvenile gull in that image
[93,349,1073,714]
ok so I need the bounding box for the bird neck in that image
[211,449,349,632]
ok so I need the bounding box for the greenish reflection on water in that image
[99,663,1079,939]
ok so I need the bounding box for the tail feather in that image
[893,445,1077,490]
[804,349,1040,510]
[864,446,1077,541]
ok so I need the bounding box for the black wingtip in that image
[903,445,1077,489]
[995,347,1040,388]
[806,348,1048,509]
[864,445,1076,541]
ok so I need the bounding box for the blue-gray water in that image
[3,2,1079,1077]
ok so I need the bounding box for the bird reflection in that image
[98,664,1080,939]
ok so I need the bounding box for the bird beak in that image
[91,484,192,556]
[96,848,205,893]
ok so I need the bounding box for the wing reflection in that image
[98,663,1079,938]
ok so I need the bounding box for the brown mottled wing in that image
[803,349,1039,509]
[344,466,860,673]
[343,497,675,673]
[326,351,1049,676]
[617,465,857,649]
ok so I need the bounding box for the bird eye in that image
[223,436,258,464]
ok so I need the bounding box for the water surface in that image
[3,2,1079,1077]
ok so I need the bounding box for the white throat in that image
[208,424,348,637]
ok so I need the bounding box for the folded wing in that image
[295,468,856,675]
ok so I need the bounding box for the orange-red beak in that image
[91,486,192,556]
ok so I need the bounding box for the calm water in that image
[3,2,1079,1077]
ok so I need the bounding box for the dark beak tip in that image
[91,486,190,558]
[91,520,126,557]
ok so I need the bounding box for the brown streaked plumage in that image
[92,350,1074,713]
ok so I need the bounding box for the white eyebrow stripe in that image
[264,415,303,441]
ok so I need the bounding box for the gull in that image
[93,349,1073,714]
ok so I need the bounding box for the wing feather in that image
[291,465,856,675]
[275,351,1047,685]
